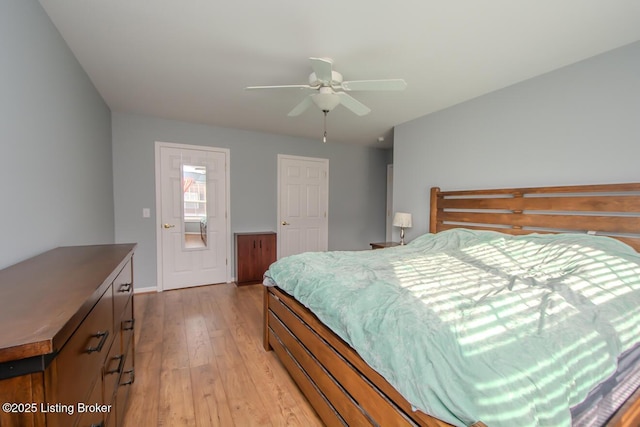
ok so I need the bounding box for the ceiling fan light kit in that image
[311,87,341,112]
[246,57,407,142]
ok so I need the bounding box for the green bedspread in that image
[264,229,640,426]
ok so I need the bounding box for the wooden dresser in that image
[235,232,276,285]
[0,244,136,427]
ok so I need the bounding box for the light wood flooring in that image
[122,283,323,427]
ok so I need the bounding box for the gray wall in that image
[393,41,640,242]
[112,112,391,288]
[0,0,114,269]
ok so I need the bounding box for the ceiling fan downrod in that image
[322,110,328,143]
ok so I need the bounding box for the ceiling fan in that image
[246,57,407,117]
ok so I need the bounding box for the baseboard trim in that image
[134,285,158,294]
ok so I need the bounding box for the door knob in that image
[163,223,175,228]
[281,221,290,226]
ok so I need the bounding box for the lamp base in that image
[400,227,405,245]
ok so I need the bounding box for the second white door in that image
[278,155,329,259]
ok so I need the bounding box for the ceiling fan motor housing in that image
[309,71,343,86]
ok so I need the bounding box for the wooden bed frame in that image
[264,182,640,426]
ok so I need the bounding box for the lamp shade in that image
[392,212,412,228]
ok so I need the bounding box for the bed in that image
[262,182,640,426]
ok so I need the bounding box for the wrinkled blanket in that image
[264,229,640,426]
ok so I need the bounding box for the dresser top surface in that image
[0,243,136,362]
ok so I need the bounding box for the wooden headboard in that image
[430,183,640,252]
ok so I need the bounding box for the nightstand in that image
[370,242,400,249]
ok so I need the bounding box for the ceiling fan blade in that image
[287,96,314,117]
[337,92,371,116]
[246,84,314,90]
[309,57,333,84]
[341,79,407,91]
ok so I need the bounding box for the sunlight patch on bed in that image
[474,330,605,391]
[387,233,640,424]
[391,237,640,353]
[472,342,612,425]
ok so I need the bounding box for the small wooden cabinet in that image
[235,232,276,285]
[0,244,136,427]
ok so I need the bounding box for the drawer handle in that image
[120,368,135,386]
[91,422,105,427]
[122,318,135,331]
[106,354,125,375]
[86,330,109,354]
[118,283,132,293]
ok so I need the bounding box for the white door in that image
[156,142,230,290]
[278,155,329,259]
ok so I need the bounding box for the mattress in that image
[571,342,640,425]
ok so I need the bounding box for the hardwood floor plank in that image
[190,363,235,427]
[182,289,216,367]
[121,349,161,427]
[211,327,272,426]
[136,292,165,354]
[230,304,320,426]
[213,285,246,329]
[196,286,233,339]
[158,367,196,427]
[161,291,190,371]
[235,285,265,338]
[122,283,322,427]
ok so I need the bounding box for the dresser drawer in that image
[120,295,134,354]
[75,373,106,427]
[112,260,133,329]
[104,292,134,415]
[52,286,114,414]
[115,336,135,427]
[103,328,123,407]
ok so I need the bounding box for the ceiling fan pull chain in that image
[323,110,328,143]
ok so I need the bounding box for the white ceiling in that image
[39,0,640,148]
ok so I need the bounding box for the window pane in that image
[183,165,207,249]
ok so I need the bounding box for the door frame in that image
[277,154,329,259]
[386,164,393,241]
[154,141,231,291]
